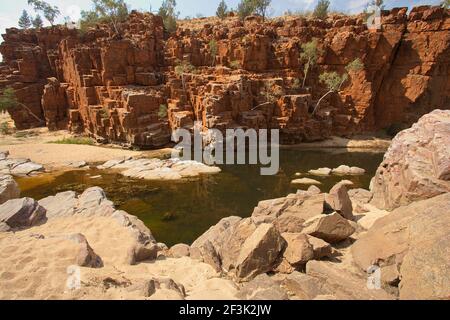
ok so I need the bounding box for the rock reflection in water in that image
[17,148,384,246]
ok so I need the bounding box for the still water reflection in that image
[17,148,384,246]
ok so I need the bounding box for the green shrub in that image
[216,0,228,20]
[0,122,10,135]
[79,0,129,35]
[229,60,241,69]
[346,58,364,73]
[159,0,179,33]
[49,137,95,145]
[237,0,254,20]
[313,0,330,20]
[98,107,109,119]
[158,104,168,118]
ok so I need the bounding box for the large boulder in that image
[352,193,450,300]
[67,233,103,268]
[0,197,46,228]
[189,240,221,272]
[220,218,258,272]
[38,191,77,218]
[307,235,333,259]
[302,212,355,244]
[235,223,286,281]
[191,216,242,254]
[10,161,44,176]
[168,243,190,258]
[325,182,354,220]
[281,233,314,267]
[306,260,393,300]
[371,110,450,210]
[0,174,20,204]
[251,191,312,225]
[236,274,288,300]
[252,191,326,233]
[282,271,329,300]
[76,187,115,216]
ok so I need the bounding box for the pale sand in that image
[1,127,176,170]
[3,143,142,170]
[281,136,391,151]
[0,214,238,300]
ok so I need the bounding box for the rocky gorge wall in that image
[0,5,449,147]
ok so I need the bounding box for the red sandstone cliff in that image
[0,6,449,147]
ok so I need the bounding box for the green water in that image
[16,148,384,246]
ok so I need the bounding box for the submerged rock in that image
[332,165,366,175]
[308,168,332,176]
[291,178,322,186]
[98,157,221,181]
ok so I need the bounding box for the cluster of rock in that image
[0,6,449,147]
[308,165,365,176]
[186,182,355,280]
[98,157,221,180]
[0,110,449,300]
[170,110,450,299]
[0,150,44,176]
[0,186,158,263]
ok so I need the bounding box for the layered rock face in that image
[0,6,448,147]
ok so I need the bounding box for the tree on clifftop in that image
[80,0,129,35]
[158,0,179,33]
[216,0,229,20]
[442,0,449,9]
[253,0,272,21]
[27,0,60,26]
[18,10,32,29]
[313,0,330,20]
[32,15,44,28]
[0,88,44,124]
[237,0,272,21]
[237,0,255,20]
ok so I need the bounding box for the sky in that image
[0,0,442,40]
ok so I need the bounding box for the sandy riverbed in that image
[0,125,173,170]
